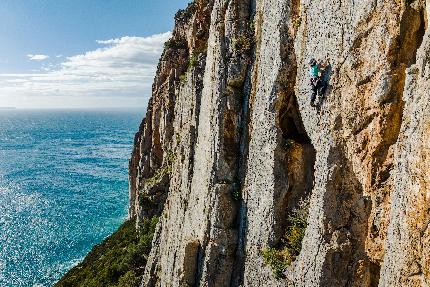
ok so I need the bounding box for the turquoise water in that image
[0,109,143,287]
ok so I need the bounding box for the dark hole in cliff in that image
[279,105,311,144]
[261,10,317,277]
[180,240,201,287]
[277,91,315,242]
[398,3,426,67]
[265,87,316,278]
[369,260,381,287]
[386,2,425,107]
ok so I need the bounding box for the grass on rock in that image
[261,199,309,279]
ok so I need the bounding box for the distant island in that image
[0,107,17,110]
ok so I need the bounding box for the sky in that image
[0,0,190,109]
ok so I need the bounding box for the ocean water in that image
[0,109,143,287]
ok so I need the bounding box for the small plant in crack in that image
[261,197,310,279]
[284,138,296,149]
[249,18,255,35]
[231,188,242,201]
[284,200,308,255]
[144,151,176,189]
[180,49,205,84]
[261,247,291,279]
[294,16,302,30]
[187,52,199,69]
[164,38,187,50]
[232,35,253,53]
[179,73,188,84]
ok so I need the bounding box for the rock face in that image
[129,0,430,286]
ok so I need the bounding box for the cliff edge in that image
[129,0,430,286]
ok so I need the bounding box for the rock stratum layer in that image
[129,0,430,286]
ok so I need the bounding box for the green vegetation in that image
[261,199,309,279]
[261,247,292,279]
[179,50,204,84]
[232,35,253,52]
[231,188,241,201]
[179,73,188,83]
[249,18,255,35]
[284,207,307,255]
[294,17,302,30]
[284,139,296,149]
[187,52,199,69]
[175,2,196,20]
[55,217,158,287]
[164,38,187,50]
[144,152,176,189]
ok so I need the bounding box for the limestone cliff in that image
[129,0,430,286]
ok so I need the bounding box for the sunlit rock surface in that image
[129,0,430,286]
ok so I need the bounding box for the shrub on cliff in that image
[55,216,158,287]
[164,38,187,50]
[187,52,199,69]
[261,198,309,279]
[261,247,292,279]
[175,1,196,21]
[232,35,253,53]
[144,151,176,189]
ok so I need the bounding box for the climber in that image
[308,58,327,107]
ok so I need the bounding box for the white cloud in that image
[27,54,50,61]
[1,32,171,108]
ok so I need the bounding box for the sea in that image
[0,109,143,287]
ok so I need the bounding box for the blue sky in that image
[0,0,190,108]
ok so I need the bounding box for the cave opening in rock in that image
[265,85,316,278]
[277,3,315,241]
[398,1,426,67]
[278,93,312,145]
[276,90,316,242]
[369,260,381,287]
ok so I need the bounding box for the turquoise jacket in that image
[309,65,319,78]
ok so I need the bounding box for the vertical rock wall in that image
[128,0,430,286]
[381,3,430,285]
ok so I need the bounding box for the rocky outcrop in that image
[129,0,430,286]
[128,1,212,222]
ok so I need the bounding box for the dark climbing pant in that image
[311,80,327,105]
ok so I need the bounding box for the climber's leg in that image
[316,81,327,106]
[310,85,317,107]
[319,81,327,96]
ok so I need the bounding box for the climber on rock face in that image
[308,58,327,107]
